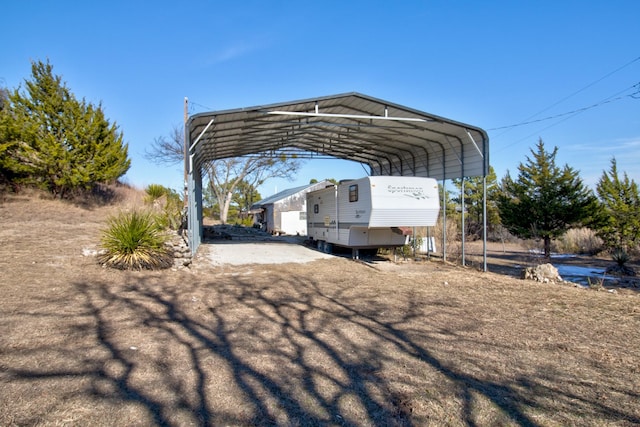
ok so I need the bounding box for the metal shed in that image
[185,92,490,268]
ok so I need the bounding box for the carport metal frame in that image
[185,92,490,270]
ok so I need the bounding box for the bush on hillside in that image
[145,183,168,201]
[144,184,184,230]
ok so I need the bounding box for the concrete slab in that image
[202,240,334,266]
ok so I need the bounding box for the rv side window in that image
[314,204,319,214]
[349,184,358,202]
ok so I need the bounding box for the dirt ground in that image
[1,190,639,426]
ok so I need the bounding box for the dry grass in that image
[1,192,639,426]
[553,228,605,255]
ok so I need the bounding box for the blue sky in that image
[2,1,639,198]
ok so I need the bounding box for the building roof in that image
[251,180,332,208]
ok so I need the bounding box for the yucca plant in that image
[99,210,173,270]
[145,183,168,202]
[611,247,630,267]
[158,190,184,230]
[144,184,184,230]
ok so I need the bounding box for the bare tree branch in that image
[204,155,302,223]
[149,125,303,223]
[144,125,184,165]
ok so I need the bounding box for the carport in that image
[185,92,490,269]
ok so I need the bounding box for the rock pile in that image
[204,224,273,241]
[521,263,563,283]
[165,233,192,268]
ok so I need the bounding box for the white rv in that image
[306,176,440,253]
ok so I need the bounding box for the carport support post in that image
[187,160,203,255]
[412,226,417,258]
[183,97,189,210]
[442,178,447,263]
[186,118,214,255]
[483,174,488,272]
[461,175,466,266]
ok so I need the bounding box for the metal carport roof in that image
[187,92,488,180]
[185,92,490,266]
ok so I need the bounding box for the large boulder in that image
[521,263,563,283]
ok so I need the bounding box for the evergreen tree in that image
[595,157,640,252]
[497,139,597,258]
[0,87,7,110]
[0,86,27,184]
[451,165,501,238]
[439,183,459,218]
[0,60,130,197]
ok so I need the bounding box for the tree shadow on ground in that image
[4,271,640,426]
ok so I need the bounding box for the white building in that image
[251,180,332,235]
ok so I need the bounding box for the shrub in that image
[235,216,254,227]
[488,224,520,243]
[432,218,461,261]
[99,210,173,270]
[145,183,167,201]
[156,193,184,230]
[587,275,606,290]
[611,247,630,266]
[553,228,604,255]
[144,184,184,230]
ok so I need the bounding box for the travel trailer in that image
[306,176,440,254]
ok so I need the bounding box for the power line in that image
[490,55,640,137]
[493,83,639,153]
[188,101,214,114]
[518,56,640,122]
[489,82,640,131]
